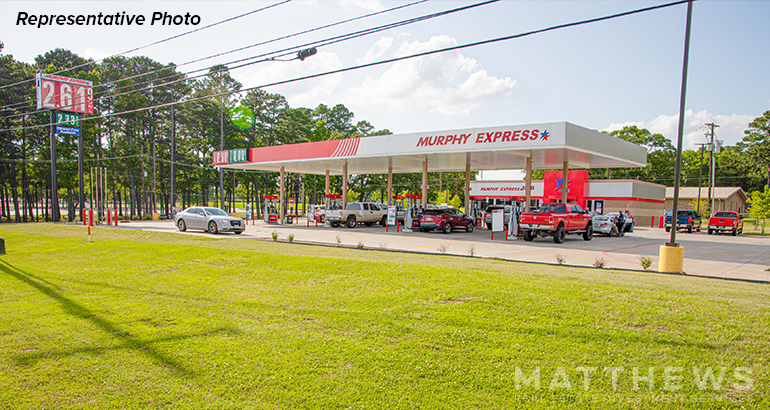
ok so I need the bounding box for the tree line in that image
[0,45,476,222]
[1,43,768,223]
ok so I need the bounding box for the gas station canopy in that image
[214,122,647,175]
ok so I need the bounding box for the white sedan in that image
[175,207,245,234]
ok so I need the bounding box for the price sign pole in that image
[49,111,60,222]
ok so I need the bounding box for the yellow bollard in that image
[658,245,685,273]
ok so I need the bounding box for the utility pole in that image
[705,122,719,215]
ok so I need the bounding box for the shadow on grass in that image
[0,260,239,376]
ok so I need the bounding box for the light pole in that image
[695,142,706,215]
[660,0,694,273]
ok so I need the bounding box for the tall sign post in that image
[36,73,93,222]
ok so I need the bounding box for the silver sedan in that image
[175,206,245,234]
[592,215,618,236]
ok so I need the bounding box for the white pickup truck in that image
[326,202,388,228]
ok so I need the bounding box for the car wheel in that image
[687,225,692,233]
[465,222,475,233]
[331,221,341,228]
[346,216,357,228]
[732,228,737,236]
[443,222,452,234]
[628,223,634,233]
[708,229,713,235]
[522,230,535,241]
[177,219,187,232]
[610,226,618,237]
[553,224,565,244]
[583,223,593,241]
[234,231,243,235]
[665,227,671,233]
[208,221,218,234]
[381,216,387,227]
[486,223,492,230]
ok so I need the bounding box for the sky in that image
[3,0,769,180]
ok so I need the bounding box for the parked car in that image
[325,202,387,228]
[592,214,618,236]
[520,203,593,243]
[483,205,512,229]
[665,209,701,233]
[606,212,634,233]
[419,208,474,234]
[708,211,743,236]
[175,206,245,234]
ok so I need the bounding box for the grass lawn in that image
[0,224,767,409]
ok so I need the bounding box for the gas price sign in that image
[36,73,93,114]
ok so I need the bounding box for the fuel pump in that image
[264,195,279,224]
[323,194,342,227]
[392,195,406,225]
[405,194,422,230]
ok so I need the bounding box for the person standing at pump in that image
[616,211,626,237]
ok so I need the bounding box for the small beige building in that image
[665,187,748,214]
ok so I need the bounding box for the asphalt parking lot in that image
[116,219,770,283]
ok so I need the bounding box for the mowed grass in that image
[0,224,767,409]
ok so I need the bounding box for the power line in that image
[0,0,293,92]
[0,0,475,119]
[0,0,430,113]
[0,0,691,133]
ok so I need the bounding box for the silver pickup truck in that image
[326,202,388,228]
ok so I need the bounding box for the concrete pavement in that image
[112,219,770,283]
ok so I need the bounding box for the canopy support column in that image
[525,156,532,209]
[387,164,393,206]
[342,162,348,206]
[279,166,285,224]
[464,159,471,213]
[421,158,428,209]
[562,160,569,204]
[325,169,330,196]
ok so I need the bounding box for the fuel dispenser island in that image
[392,195,406,225]
[404,194,422,232]
[263,195,279,224]
[323,194,343,227]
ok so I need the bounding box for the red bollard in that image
[504,226,508,241]
[89,209,94,226]
[659,216,664,229]
[82,209,86,226]
[397,219,400,233]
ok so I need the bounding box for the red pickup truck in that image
[707,211,743,236]
[520,203,593,243]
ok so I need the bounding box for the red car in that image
[419,208,475,234]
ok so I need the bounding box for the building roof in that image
[665,187,747,201]
[215,121,647,176]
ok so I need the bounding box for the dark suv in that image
[419,208,475,234]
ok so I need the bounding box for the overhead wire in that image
[0,0,293,92]
[1,0,494,120]
[0,0,430,113]
[0,0,691,134]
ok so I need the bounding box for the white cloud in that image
[344,35,516,116]
[82,48,112,61]
[235,52,343,108]
[356,36,393,64]
[338,0,385,12]
[603,110,756,149]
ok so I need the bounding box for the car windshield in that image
[713,212,734,217]
[204,207,229,216]
[677,210,693,217]
[595,216,611,221]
